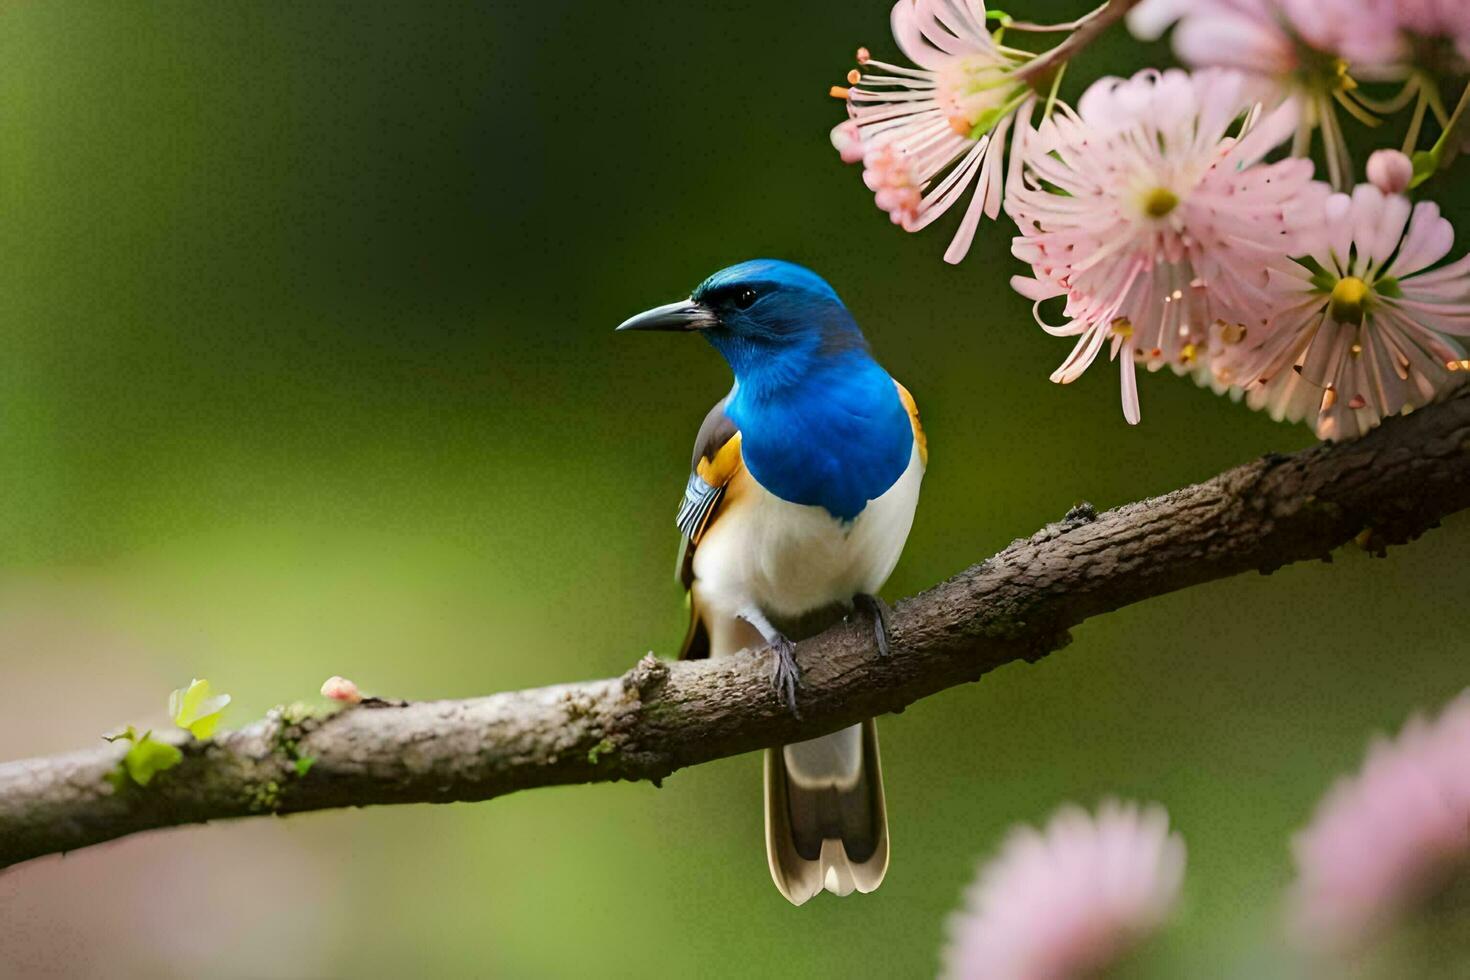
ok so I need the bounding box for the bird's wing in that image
[676,396,742,660]
[894,379,928,467]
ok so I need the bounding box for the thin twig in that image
[1005,2,1109,33]
[1434,81,1470,171]
[1013,0,1142,85]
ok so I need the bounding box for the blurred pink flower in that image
[1127,0,1401,189]
[941,800,1186,980]
[830,0,1034,264]
[1219,183,1470,440]
[1391,0,1470,62]
[1288,690,1470,951]
[1007,68,1314,423]
[1137,0,1401,67]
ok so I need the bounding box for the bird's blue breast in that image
[726,354,913,521]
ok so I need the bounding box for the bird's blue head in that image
[616,260,869,390]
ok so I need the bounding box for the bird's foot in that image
[852,593,892,658]
[767,635,802,717]
[736,606,803,716]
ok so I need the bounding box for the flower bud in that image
[320,675,363,704]
[1366,149,1412,195]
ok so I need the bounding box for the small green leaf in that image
[587,737,616,765]
[169,678,231,740]
[1375,275,1403,298]
[122,731,183,786]
[294,755,316,777]
[1409,148,1439,189]
[103,725,140,744]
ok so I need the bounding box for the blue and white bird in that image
[618,259,926,905]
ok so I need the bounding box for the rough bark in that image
[4,386,1470,869]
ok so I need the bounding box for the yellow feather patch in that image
[684,433,745,545]
[695,431,744,487]
[895,381,927,466]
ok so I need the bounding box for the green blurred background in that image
[1,1,1466,976]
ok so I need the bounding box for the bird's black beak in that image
[615,298,717,333]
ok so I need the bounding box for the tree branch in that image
[1013,0,1141,85]
[5,386,1470,869]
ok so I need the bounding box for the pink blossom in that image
[1391,0,1470,62]
[1129,0,1402,69]
[942,800,1186,980]
[1218,183,1470,441]
[831,0,1034,264]
[1127,0,1402,189]
[1007,68,1315,423]
[1289,690,1470,951]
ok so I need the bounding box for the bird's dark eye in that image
[733,287,757,310]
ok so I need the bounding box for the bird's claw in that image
[853,593,892,658]
[767,636,801,717]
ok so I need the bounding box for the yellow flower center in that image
[1329,276,1371,325]
[1298,49,1358,97]
[1141,187,1179,219]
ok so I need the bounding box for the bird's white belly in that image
[692,444,923,623]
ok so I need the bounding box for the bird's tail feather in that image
[764,719,889,905]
